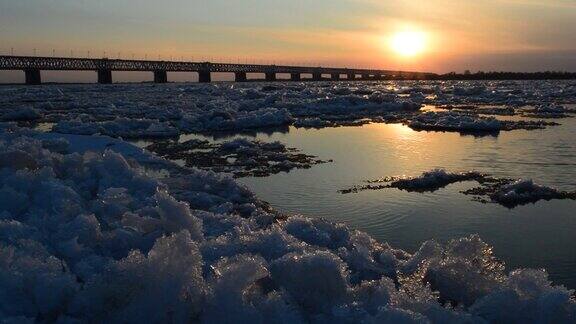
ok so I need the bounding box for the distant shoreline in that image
[1,72,576,86]
[432,71,576,80]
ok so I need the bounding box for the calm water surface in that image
[191,115,576,289]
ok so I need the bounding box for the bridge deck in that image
[1,55,431,75]
[0,55,435,84]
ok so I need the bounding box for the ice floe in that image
[463,178,576,208]
[407,111,558,134]
[340,169,485,194]
[146,137,331,177]
[341,169,576,208]
[408,112,503,133]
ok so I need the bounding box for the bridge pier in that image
[198,71,211,83]
[347,73,356,80]
[265,72,276,82]
[290,73,301,81]
[312,72,322,81]
[361,74,370,80]
[24,69,41,85]
[98,69,112,84]
[235,72,247,82]
[154,70,168,83]
[331,73,340,81]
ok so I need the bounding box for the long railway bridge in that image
[0,55,435,85]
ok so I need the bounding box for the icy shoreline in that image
[1,129,575,322]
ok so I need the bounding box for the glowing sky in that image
[1,0,575,75]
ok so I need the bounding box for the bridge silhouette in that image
[0,55,435,85]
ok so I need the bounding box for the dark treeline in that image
[435,70,576,80]
[390,70,576,81]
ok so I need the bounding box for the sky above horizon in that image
[1,0,576,79]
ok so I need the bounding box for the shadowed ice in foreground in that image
[1,129,575,322]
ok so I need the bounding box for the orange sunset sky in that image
[1,0,575,82]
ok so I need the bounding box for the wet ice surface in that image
[2,80,576,322]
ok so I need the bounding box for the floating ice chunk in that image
[344,169,576,208]
[340,169,485,193]
[389,169,485,192]
[147,137,329,178]
[490,179,576,208]
[409,112,502,133]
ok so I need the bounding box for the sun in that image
[390,31,427,57]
